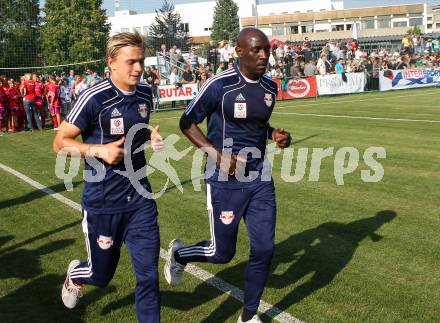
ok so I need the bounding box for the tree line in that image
[0,0,239,69]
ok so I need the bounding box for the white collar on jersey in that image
[110,77,136,96]
[237,67,259,83]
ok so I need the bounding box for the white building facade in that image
[107,0,346,39]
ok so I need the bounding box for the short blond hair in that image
[106,32,145,60]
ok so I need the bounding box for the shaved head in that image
[236,28,269,49]
[235,28,270,80]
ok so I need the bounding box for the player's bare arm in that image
[180,115,240,175]
[53,121,125,165]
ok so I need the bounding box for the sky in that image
[40,0,439,16]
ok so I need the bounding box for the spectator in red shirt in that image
[0,85,8,134]
[46,75,61,129]
[33,74,46,128]
[6,79,21,132]
[22,73,42,131]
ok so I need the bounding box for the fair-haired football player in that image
[164,28,291,323]
[53,32,163,323]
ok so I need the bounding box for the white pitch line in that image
[273,111,440,124]
[0,162,302,323]
[276,89,440,109]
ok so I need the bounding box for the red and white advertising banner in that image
[158,84,198,102]
[283,77,317,100]
[273,78,284,101]
[316,72,366,95]
[379,69,440,91]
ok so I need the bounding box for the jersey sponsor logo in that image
[235,93,246,102]
[138,103,148,118]
[234,102,246,118]
[219,211,234,225]
[111,107,122,117]
[97,235,113,250]
[110,117,124,135]
[264,93,273,107]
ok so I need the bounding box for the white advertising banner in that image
[158,83,198,102]
[379,69,440,91]
[316,72,366,95]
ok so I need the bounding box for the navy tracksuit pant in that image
[177,180,276,313]
[70,202,160,323]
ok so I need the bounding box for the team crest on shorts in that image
[220,211,234,225]
[138,103,148,118]
[97,235,113,250]
[264,93,273,107]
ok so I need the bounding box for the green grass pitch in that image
[0,87,439,322]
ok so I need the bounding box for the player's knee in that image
[213,249,236,264]
[93,273,113,288]
[251,244,274,263]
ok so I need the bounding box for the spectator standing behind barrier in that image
[317,53,328,75]
[169,67,180,109]
[181,64,195,105]
[144,66,160,109]
[59,78,73,119]
[75,76,89,96]
[335,59,345,74]
[304,60,318,76]
[22,73,42,131]
[216,61,225,75]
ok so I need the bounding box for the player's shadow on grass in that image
[0,274,116,323]
[267,210,397,312]
[101,210,396,322]
[0,181,81,211]
[0,239,75,279]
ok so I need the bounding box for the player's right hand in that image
[218,153,246,176]
[101,136,125,165]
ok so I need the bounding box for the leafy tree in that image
[41,0,110,68]
[211,0,239,43]
[149,0,188,50]
[0,0,40,69]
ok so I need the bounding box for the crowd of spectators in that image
[0,69,104,135]
[2,34,439,135]
[157,35,440,95]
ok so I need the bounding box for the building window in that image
[204,27,212,31]
[301,25,314,33]
[272,24,285,36]
[361,17,375,29]
[332,24,345,31]
[121,28,129,32]
[288,25,299,34]
[393,20,408,28]
[436,22,440,28]
[346,24,352,30]
[427,24,433,29]
[143,26,149,35]
[409,18,423,27]
[427,16,433,21]
[393,14,406,18]
[377,16,391,28]
[408,13,423,17]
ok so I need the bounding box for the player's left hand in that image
[151,125,164,152]
[272,128,292,148]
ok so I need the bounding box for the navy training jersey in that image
[184,65,278,188]
[66,78,153,213]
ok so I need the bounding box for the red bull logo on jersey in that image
[97,235,114,250]
[264,93,273,107]
[220,211,235,225]
[138,103,148,118]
